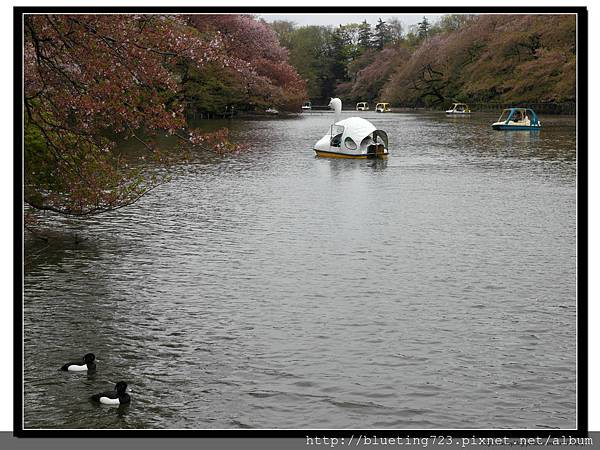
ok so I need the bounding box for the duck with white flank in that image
[60,353,96,372]
[91,381,131,405]
[313,98,389,159]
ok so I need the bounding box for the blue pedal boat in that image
[492,108,541,130]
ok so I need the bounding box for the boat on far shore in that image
[446,103,471,114]
[375,102,391,113]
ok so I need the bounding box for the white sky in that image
[259,13,443,29]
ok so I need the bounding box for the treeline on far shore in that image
[269,14,576,112]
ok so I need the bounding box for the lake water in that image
[23,111,577,429]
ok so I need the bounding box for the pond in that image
[23,110,577,429]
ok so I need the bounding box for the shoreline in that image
[187,101,576,121]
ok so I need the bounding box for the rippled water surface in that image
[24,111,577,429]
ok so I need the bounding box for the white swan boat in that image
[313,98,389,159]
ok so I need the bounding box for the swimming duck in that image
[91,381,131,405]
[60,353,96,372]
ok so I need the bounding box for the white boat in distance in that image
[445,103,471,114]
[375,102,391,113]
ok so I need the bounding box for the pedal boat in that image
[375,102,391,113]
[314,98,388,159]
[492,108,541,130]
[445,103,471,114]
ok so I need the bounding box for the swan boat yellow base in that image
[314,145,387,159]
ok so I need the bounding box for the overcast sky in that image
[259,14,443,30]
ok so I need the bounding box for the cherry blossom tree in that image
[381,14,575,106]
[186,15,306,111]
[24,14,242,217]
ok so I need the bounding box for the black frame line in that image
[14,5,588,438]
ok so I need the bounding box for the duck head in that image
[115,381,128,395]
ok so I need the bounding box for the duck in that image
[91,381,131,405]
[60,353,96,372]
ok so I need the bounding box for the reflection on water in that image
[24,111,577,429]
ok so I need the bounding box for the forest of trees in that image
[269,14,576,107]
[269,17,404,104]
